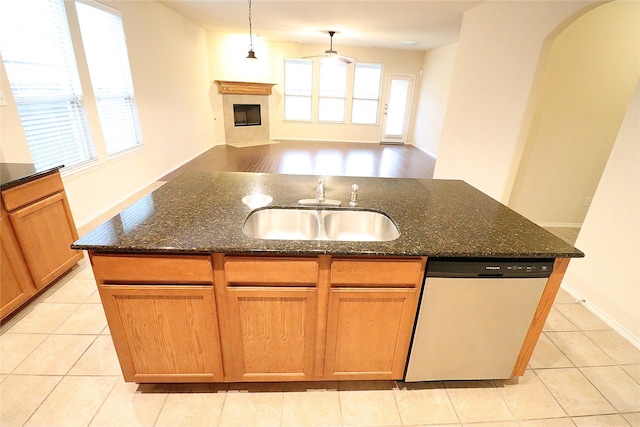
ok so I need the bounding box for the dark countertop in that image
[0,163,63,191]
[72,171,584,258]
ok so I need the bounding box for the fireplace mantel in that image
[214,80,276,96]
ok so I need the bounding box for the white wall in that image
[0,1,217,226]
[205,33,425,145]
[433,1,599,202]
[509,0,639,226]
[563,81,640,346]
[412,42,458,157]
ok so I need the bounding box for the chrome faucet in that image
[316,178,325,202]
[298,177,341,206]
[349,184,359,207]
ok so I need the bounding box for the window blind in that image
[284,59,312,121]
[352,63,382,124]
[0,0,96,171]
[76,0,142,155]
[318,60,347,122]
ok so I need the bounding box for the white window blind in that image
[318,60,347,122]
[284,59,312,121]
[0,0,96,171]
[76,0,142,155]
[352,63,382,124]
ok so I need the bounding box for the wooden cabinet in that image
[92,254,224,383]
[225,287,318,381]
[0,210,35,318]
[324,258,425,380]
[1,170,83,320]
[222,257,320,381]
[324,288,419,380]
[99,285,223,383]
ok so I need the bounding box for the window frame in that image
[75,0,143,157]
[351,63,383,125]
[283,58,313,122]
[318,59,348,123]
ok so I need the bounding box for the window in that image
[352,63,382,124]
[0,0,96,171]
[76,0,141,155]
[318,60,347,122]
[284,59,312,121]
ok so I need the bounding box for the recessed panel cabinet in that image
[99,285,224,383]
[1,170,83,320]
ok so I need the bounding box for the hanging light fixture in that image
[246,0,257,60]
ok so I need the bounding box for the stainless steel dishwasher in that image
[405,258,553,381]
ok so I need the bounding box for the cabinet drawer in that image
[91,254,213,284]
[224,257,318,285]
[330,258,425,288]
[2,172,64,211]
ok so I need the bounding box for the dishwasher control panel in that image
[426,258,554,278]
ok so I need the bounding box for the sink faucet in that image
[316,178,325,202]
[349,184,358,207]
[298,177,341,206]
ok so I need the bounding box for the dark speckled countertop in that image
[1,163,63,190]
[72,171,584,258]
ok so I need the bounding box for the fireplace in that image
[233,104,261,127]
[214,81,276,145]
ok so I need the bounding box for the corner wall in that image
[433,1,599,202]
[412,42,457,157]
[563,81,640,346]
[509,0,640,226]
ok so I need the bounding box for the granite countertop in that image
[72,171,584,258]
[0,163,63,191]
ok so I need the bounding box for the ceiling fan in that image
[304,31,357,64]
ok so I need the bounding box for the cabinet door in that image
[9,192,82,289]
[0,215,35,318]
[225,287,317,381]
[99,285,224,383]
[324,288,419,380]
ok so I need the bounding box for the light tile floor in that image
[1,260,639,426]
[2,196,638,426]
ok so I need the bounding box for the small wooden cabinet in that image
[324,259,424,380]
[1,170,83,320]
[92,254,224,383]
[222,257,320,381]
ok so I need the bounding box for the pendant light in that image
[246,0,257,60]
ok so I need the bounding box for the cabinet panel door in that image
[9,193,82,288]
[99,285,224,383]
[324,288,419,380]
[0,219,35,318]
[225,287,317,381]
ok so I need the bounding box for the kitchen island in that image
[74,171,583,383]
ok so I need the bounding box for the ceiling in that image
[158,1,484,51]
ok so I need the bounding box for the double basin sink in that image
[243,208,400,242]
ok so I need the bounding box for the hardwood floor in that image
[161,140,436,181]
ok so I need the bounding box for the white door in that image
[380,74,414,144]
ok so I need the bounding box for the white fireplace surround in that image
[214,81,276,145]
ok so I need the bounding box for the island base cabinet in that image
[224,287,317,382]
[324,289,419,380]
[99,285,224,383]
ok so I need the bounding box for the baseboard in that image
[560,283,640,350]
[536,222,582,229]
[272,137,379,144]
[75,143,220,229]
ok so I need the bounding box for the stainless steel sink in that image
[323,210,400,242]
[242,208,320,240]
[243,208,400,241]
